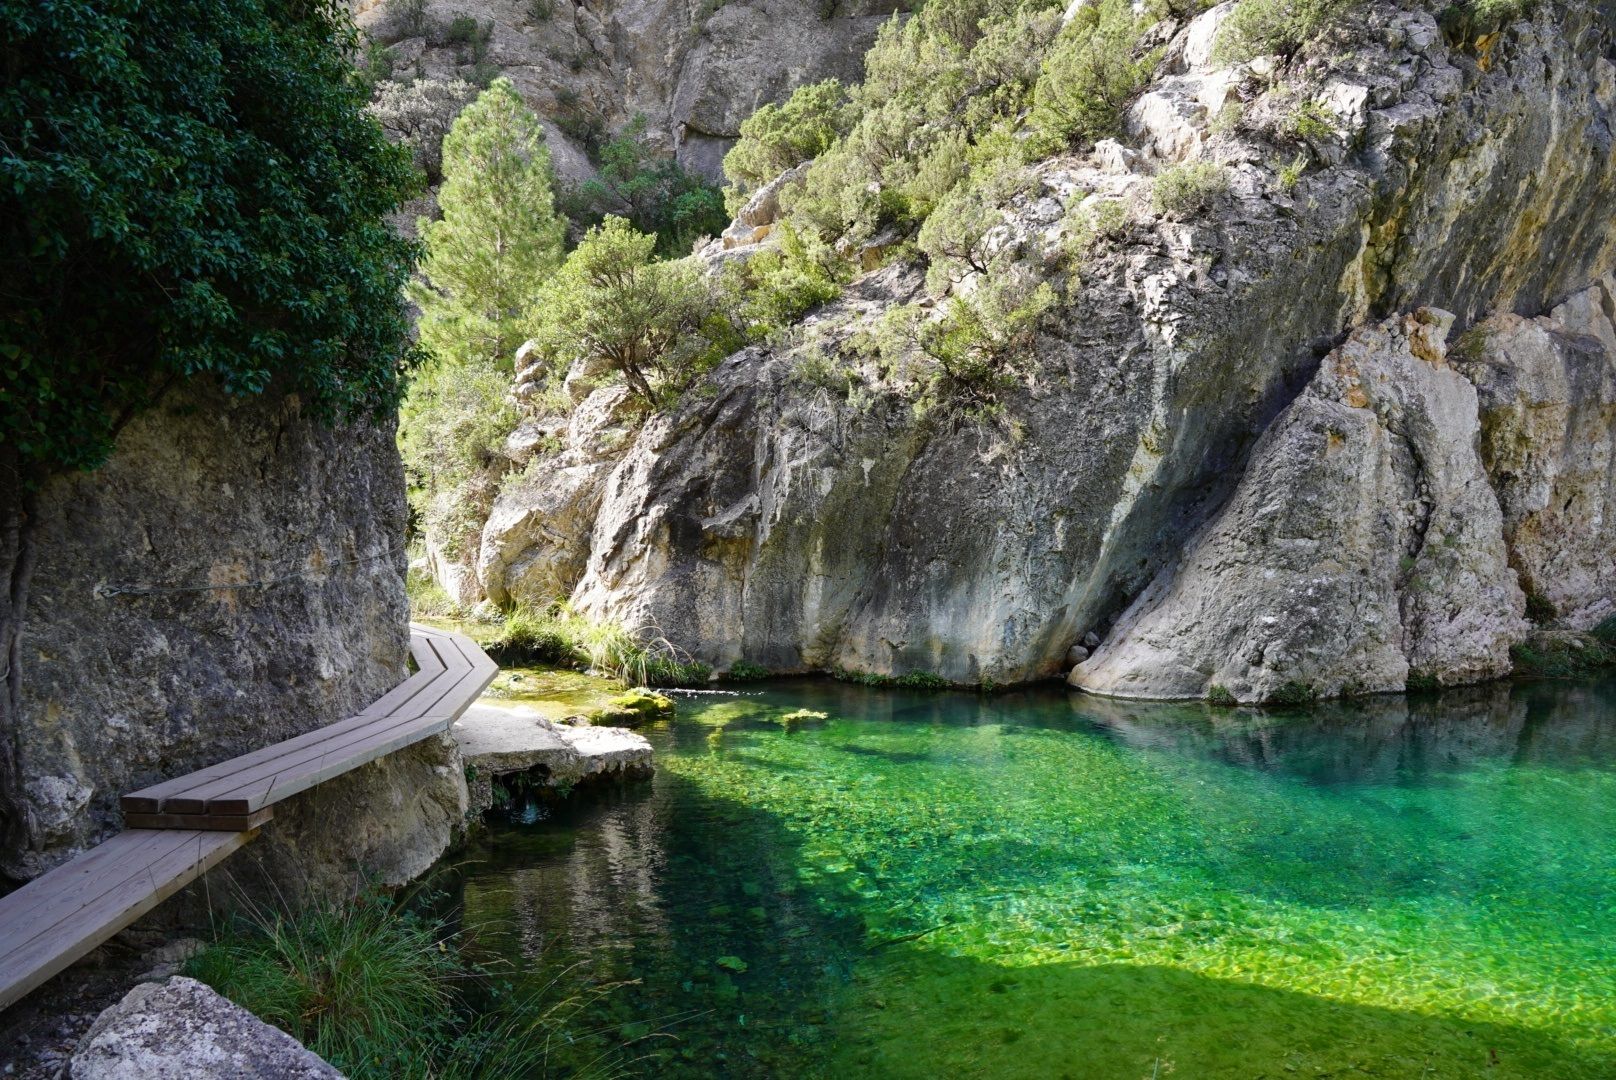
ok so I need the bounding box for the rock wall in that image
[8,384,423,882]
[353,0,906,184]
[478,0,1616,693]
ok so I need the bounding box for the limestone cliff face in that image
[352,0,904,183]
[479,0,1616,693]
[9,385,424,882]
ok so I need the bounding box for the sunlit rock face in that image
[481,0,1616,691]
[1072,310,1527,704]
[10,384,414,883]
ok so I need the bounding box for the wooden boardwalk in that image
[0,623,495,1011]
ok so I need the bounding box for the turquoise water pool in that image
[443,677,1616,1078]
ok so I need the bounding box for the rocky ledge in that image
[453,703,654,815]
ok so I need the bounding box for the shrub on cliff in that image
[1028,0,1159,151]
[0,0,420,848]
[409,78,566,372]
[722,79,856,212]
[1212,0,1352,65]
[782,0,1065,246]
[525,217,724,407]
[370,77,478,184]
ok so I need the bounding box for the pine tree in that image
[409,78,565,371]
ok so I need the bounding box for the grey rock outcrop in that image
[13,385,419,881]
[1457,275,1616,630]
[213,733,470,903]
[1071,309,1526,703]
[481,1,1616,691]
[70,977,341,1080]
[353,0,905,184]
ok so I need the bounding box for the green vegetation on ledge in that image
[188,888,631,1079]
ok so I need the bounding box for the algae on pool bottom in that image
[441,676,1616,1078]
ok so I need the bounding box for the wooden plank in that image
[198,657,493,814]
[178,647,480,814]
[122,633,458,815]
[0,829,252,1011]
[123,643,449,813]
[123,808,274,832]
[0,831,200,960]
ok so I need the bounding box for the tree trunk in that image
[0,453,40,871]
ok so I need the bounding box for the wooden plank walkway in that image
[122,624,496,827]
[0,830,250,1011]
[0,624,496,1011]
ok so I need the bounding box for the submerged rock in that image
[70,977,341,1079]
[1073,309,1527,703]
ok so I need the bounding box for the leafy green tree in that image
[722,80,855,211]
[524,217,717,406]
[409,77,566,371]
[566,116,728,258]
[0,0,420,851]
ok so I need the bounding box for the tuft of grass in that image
[1151,162,1229,218]
[833,668,950,690]
[1206,684,1238,707]
[723,660,772,682]
[185,888,637,1079]
[488,603,711,688]
[1264,680,1317,706]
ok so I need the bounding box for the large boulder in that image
[1071,309,1527,703]
[70,977,341,1079]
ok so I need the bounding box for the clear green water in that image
[441,677,1616,1078]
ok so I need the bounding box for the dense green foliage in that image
[188,889,629,1079]
[1212,0,1350,64]
[410,78,566,371]
[526,217,720,406]
[566,116,729,257]
[722,79,856,212]
[782,0,1067,246]
[0,0,420,484]
[1028,0,1160,152]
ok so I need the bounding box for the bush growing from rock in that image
[1029,0,1158,150]
[565,116,728,257]
[370,77,478,183]
[782,0,1064,246]
[1151,161,1230,216]
[723,79,856,212]
[1212,0,1351,65]
[714,223,847,341]
[526,217,722,406]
